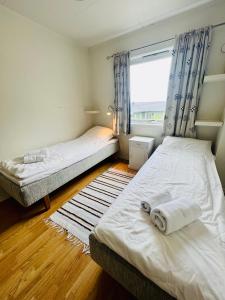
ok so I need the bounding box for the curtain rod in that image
[106,21,225,60]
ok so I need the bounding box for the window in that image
[130,50,172,124]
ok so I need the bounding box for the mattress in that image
[94,143,225,300]
[0,137,117,187]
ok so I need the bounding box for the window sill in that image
[131,121,163,127]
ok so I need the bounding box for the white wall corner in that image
[215,112,225,190]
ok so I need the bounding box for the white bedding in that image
[95,143,225,300]
[0,127,117,186]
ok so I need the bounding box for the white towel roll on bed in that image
[141,191,171,214]
[150,199,201,235]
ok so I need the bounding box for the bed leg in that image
[43,195,50,210]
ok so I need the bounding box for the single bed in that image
[90,137,225,300]
[0,126,118,208]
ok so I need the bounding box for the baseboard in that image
[118,157,129,164]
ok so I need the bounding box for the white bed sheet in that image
[0,138,118,187]
[95,144,225,300]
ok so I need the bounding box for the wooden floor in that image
[0,160,137,300]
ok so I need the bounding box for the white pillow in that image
[82,126,114,142]
[162,136,212,154]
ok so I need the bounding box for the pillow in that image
[162,136,212,154]
[82,126,114,142]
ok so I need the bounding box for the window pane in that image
[130,56,171,123]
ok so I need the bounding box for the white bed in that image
[0,126,116,186]
[94,137,225,300]
[0,126,119,207]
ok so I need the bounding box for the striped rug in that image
[46,168,134,252]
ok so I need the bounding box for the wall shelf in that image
[195,120,223,127]
[84,110,100,114]
[204,74,225,83]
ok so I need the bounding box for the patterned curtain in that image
[113,52,131,135]
[163,26,212,137]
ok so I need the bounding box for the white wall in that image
[215,107,225,190]
[0,5,93,161]
[89,1,225,160]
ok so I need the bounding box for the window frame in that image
[130,47,172,126]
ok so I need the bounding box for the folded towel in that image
[141,191,171,214]
[23,154,46,164]
[25,148,49,157]
[23,148,49,164]
[150,199,201,235]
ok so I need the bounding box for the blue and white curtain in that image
[113,51,131,135]
[163,26,212,137]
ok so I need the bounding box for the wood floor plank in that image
[0,160,136,300]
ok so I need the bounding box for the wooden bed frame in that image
[43,195,51,210]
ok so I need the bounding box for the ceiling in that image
[0,0,218,47]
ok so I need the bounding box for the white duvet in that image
[0,126,117,186]
[95,143,225,300]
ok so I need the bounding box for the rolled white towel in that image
[23,148,49,164]
[141,191,171,214]
[150,199,201,235]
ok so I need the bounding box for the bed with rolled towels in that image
[90,136,225,300]
[0,126,118,208]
